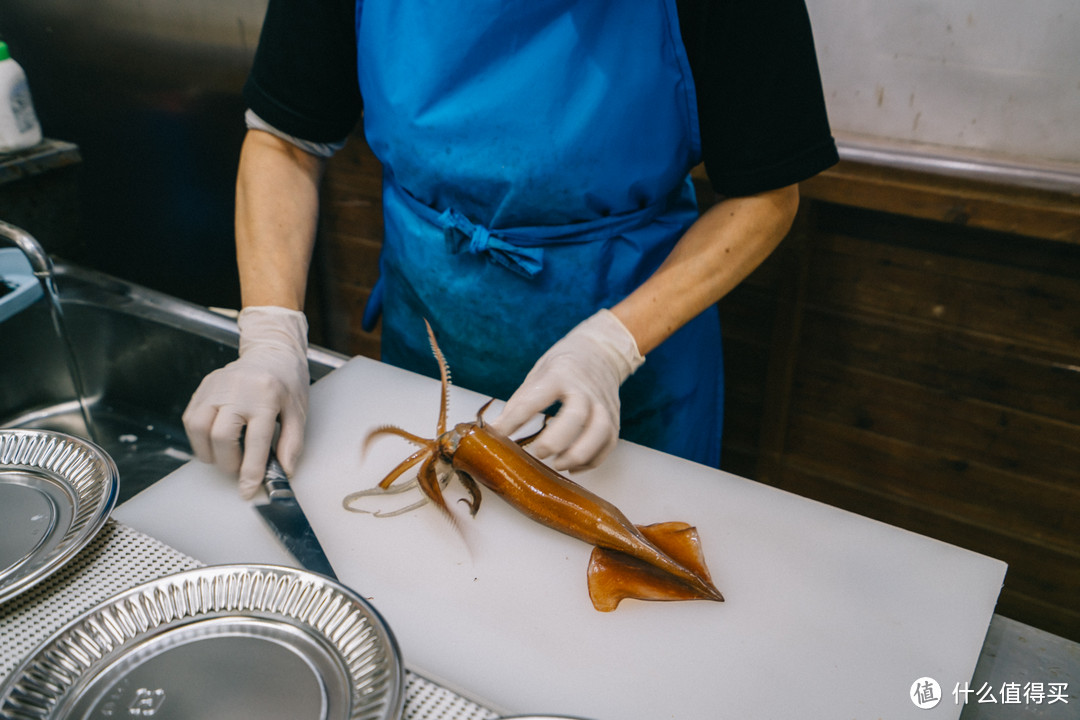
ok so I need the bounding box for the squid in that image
[344,321,724,611]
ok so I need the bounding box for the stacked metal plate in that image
[0,429,118,603]
[1,430,406,719]
[1,565,404,720]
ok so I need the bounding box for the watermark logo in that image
[954,681,1070,705]
[911,677,942,709]
[911,677,1071,709]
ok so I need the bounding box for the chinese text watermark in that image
[911,678,1070,709]
[953,681,1070,705]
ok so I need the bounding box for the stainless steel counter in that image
[962,616,1078,719]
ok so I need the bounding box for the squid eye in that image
[438,427,463,456]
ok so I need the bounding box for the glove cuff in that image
[583,309,645,381]
[237,305,309,357]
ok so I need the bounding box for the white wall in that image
[807,0,1080,176]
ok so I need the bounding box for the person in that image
[183,0,839,498]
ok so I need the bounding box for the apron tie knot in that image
[438,207,544,278]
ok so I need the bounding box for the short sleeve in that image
[678,0,839,197]
[243,0,363,144]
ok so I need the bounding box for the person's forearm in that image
[612,184,799,355]
[235,129,328,310]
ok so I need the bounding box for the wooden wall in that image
[315,133,1080,642]
[313,132,385,358]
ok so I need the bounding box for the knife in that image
[254,449,339,581]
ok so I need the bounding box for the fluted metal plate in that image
[0,430,119,604]
[0,564,404,720]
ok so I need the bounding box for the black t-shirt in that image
[244,0,838,197]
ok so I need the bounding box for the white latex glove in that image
[491,309,644,472]
[182,306,309,498]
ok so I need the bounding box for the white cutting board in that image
[115,356,1006,720]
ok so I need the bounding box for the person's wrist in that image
[589,308,645,381]
[237,305,309,357]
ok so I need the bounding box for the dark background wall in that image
[0,0,269,308]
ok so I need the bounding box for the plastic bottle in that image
[0,41,42,153]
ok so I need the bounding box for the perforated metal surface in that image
[0,521,499,720]
[0,521,197,678]
[402,676,498,720]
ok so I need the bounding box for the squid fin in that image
[586,522,724,612]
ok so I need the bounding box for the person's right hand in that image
[490,309,644,472]
[182,306,310,498]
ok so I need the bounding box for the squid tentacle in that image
[424,319,452,438]
[474,398,495,425]
[343,484,420,516]
[349,322,462,522]
[514,415,548,448]
[343,485,436,518]
[344,463,454,516]
[372,498,437,518]
[365,425,433,453]
[475,397,548,448]
[416,452,462,535]
[456,472,482,517]
[377,446,431,490]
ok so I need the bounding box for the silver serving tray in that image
[0,429,119,603]
[0,564,404,720]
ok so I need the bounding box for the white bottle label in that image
[9,78,36,133]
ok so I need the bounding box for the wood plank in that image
[335,284,381,360]
[813,202,1080,281]
[736,233,801,291]
[793,357,1080,491]
[321,147,381,189]
[991,589,1080,647]
[798,309,1080,426]
[721,338,769,399]
[752,211,815,484]
[320,148,384,243]
[717,446,757,481]
[319,193,383,242]
[318,132,385,353]
[718,281,773,480]
[718,389,762,476]
[719,284,778,347]
[719,330,770,479]
[804,232,1080,357]
[325,234,383,290]
[800,161,1080,245]
[782,413,1080,557]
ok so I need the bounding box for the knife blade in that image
[254,449,339,580]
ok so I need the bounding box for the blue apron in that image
[356,0,724,466]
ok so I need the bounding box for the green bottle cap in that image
[0,43,9,62]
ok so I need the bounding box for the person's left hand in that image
[490,309,644,472]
